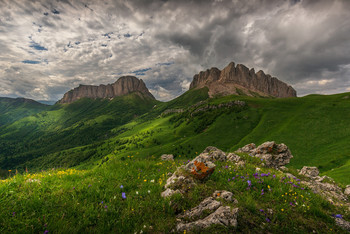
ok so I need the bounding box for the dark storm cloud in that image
[0,0,349,101]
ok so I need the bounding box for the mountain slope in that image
[0,97,49,126]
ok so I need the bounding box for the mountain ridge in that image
[58,76,155,104]
[190,62,297,98]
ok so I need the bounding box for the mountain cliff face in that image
[58,76,155,104]
[190,62,297,98]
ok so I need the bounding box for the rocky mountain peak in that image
[58,76,155,104]
[190,62,297,98]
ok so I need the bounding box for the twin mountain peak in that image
[58,62,296,104]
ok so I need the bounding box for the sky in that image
[0,0,350,101]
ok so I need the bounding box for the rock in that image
[58,76,155,104]
[177,197,221,220]
[315,175,333,183]
[164,171,196,193]
[161,188,181,198]
[161,154,174,161]
[251,141,293,168]
[201,146,227,161]
[345,185,350,196]
[236,161,245,167]
[299,166,319,178]
[189,61,296,98]
[176,206,239,232]
[185,155,216,181]
[279,166,288,171]
[334,217,350,232]
[227,153,241,162]
[212,190,237,203]
[236,143,256,153]
[302,181,348,203]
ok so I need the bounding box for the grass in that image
[0,152,348,233]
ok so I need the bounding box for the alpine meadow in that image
[1,0,350,233]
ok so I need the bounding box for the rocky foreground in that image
[160,141,350,232]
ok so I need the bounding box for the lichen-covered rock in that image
[252,141,293,168]
[226,153,241,162]
[299,166,319,178]
[185,155,216,181]
[177,197,221,220]
[236,143,256,153]
[201,146,227,161]
[160,154,174,161]
[164,169,196,194]
[176,206,239,232]
[212,190,237,203]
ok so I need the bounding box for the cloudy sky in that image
[0,0,350,101]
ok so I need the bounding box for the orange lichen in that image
[190,160,214,180]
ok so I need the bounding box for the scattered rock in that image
[279,166,288,171]
[201,146,227,161]
[299,166,319,178]
[334,217,350,232]
[177,197,221,220]
[252,141,293,168]
[212,190,237,203]
[345,185,350,196]
[236,161,245,168]
[161,154,174,161]
[315,175,334,183]
[226,153,241,162]
[176,206,239,232]
[161,188,181,198]
[301,181,348,203]
[236,143,256,153]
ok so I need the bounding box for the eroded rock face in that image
[299,166,320,178]
[345,185,350,196]
[200,146,227,161]
[212,190,237,203]
[334,217,350,232]
[185,154,216,180]
[58,76,155,104]
[236,143,256,153]
[176,206,239,232]
[190,62,296,98]
[177,197,221,220]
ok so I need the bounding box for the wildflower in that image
[150,179,155,183]
[261,189,264,195]
[148,190,151,194]
[273,175,276,178]
[88,184,92,187]
[44,230,49,234]
[104,205,108,209]
[266,218,271,223]
[120,185,124,189]
[259,209,264,212]
[334,214,343,219]
[122,192,126,199]
[12,212,15,216]
[73,187,75,190]
[247,180,252,187]
[144,179,147,182]
[101,201,104,204]
[281,209,284,212]
[136,191,139,195]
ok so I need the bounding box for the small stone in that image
[161,154,174,161]
[212,190,237,203]
[161,188,181,198]
[299,166,319,178]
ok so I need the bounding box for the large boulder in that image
[299,166,319,178]
[252,141,293,168]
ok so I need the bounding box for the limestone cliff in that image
[190,62,296,98]
[58,76,155,104]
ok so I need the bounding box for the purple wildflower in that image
[120,185,124,189]
[88,184,92,187]
[101,201,104,204]
[73,187,75,190]
[334,214,343,219]
[44,230,49,234]
[104,205,108,209]
[273,175,276,178]
[247,180,252,187]
[232,177,235,180]
[122,192,126,199]
[261,189,264,195]
[261,158,263,161]
[266,218,271,223]
[228,179,231,182]
[259,209,264,212]
[12,212,15,216]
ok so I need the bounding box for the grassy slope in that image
[0,97,49,126]
[0,153,348,233]
[0,93,158,171]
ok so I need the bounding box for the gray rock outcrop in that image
[237,141,293,168]
[190,62,296,98]
[161,154,174,161]
[299,166,320,178]
[345,185,350,196]
[58,76,155,104]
